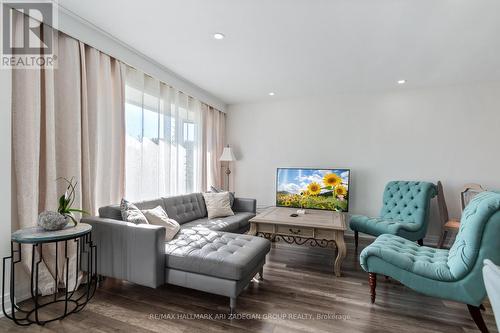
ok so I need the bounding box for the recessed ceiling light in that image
[397,79,407,84]
[213,33,225,40]
[268,92,275,96]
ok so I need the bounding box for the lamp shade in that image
[219,146,236,162]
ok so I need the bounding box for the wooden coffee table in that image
[249,207,347,277]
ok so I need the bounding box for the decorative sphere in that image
[38,211,68,231]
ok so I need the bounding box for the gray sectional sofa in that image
[82,193,270,313]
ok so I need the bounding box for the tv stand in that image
[248,207,347,277]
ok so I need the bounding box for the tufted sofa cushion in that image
[165,227,271,280]
[163,193,208,224]
[360,234,453,281]
[447,192,500,280]
[179,212,255,233]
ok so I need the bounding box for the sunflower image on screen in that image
[276,168,350,212]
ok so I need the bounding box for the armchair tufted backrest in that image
[448,192,500,280]
[380,181,437,227]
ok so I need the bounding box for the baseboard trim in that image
[0,290,31,319]
[0,292,11,319]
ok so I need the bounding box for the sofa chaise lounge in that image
[82,193,271,313]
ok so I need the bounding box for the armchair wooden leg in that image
[417,239,424,246]
[467,304,489,333]
[355,231,359,249]
[437,230,448,249]
[368,273,377,304]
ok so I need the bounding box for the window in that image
[183,122,196,142]
[124,67,201,201]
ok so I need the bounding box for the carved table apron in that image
[249,207,347,277]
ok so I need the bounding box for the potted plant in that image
[38,177,89,231]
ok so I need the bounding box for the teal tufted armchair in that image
[360,192,500,333]
[350,181,437,248]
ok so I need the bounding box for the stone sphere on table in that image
[37,211,69,231]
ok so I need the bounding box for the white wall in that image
[0,68,12,314]
[227,82,500,241]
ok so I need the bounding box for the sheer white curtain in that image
[125,67,202,201]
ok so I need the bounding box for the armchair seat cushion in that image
[360,234,453,281]
[350,215,420,237]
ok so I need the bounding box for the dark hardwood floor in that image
[1,237,497,333]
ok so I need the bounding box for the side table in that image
[2,223,97,325]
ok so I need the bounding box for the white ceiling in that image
[58,0,500,104]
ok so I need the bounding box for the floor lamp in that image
[219,145,236,191]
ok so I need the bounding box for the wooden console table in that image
[249,207,347,277]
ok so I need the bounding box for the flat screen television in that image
[276,168,350,212]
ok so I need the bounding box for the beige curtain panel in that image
[11,11,125,295]
[203,105,226,190]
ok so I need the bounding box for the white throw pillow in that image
[202,192,235,219]
[120,199,148,224]
[209,186,235,207]
[142,206,180,241]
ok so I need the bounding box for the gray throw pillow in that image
[120,199,148,224]
[202,192,235,219]
[209,186,235,207]
[210,185,223,193]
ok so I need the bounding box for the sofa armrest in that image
[233,198,257,214]
[82,216,166,288]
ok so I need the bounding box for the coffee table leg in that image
[333,231,346,277]
[249,222,257,236]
